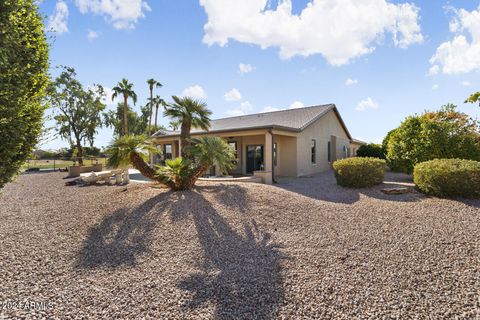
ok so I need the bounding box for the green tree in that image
[0,0,49,188]
[163,96,212,158]
[386,104,480,173]
[104,103,164,137]
[356,143,385,159]
[146,79,162,134]
[153,95,167,133]
[107,99,235,191]
[465,92,480,107]
[49,67,106,165]
[112,79,137,136]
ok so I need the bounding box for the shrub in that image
[0,0,49,188]
[386,104,480,174]
[413,159,480,198]
[333,157,386,188]
[357,143,385,159]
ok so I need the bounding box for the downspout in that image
[268,129,277,184]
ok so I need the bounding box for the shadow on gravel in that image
[175,190,285,320]
[276,171,422,204]
[76,191,174,269]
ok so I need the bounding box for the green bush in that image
[333,157,386,188]
[357,143,385,159]
[386,104,480,174]
[413,159,480,198]
[0,0,49,188]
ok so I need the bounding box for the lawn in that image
[0,171,478,319]
[22,158,108,170]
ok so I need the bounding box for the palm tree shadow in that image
[175,191,285,320]
[76,191,174,269]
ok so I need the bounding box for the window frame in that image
[328,141,331,163]
[164,144,173,160]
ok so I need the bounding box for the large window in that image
[273,142,277,166]
[328,141,331,162]
[164,144,173,160]
[311,139,316,164]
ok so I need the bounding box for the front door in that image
[246,145,264,174]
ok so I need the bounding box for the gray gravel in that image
[0,171,479,319]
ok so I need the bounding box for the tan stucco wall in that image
[274,135,297,177]
[350,142,363,157]
[296,110,350,176]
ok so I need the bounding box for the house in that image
[152,104,354,184]
[350,139,367,157]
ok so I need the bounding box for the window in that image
[328,141,331,162]
[273,142,277,166]
[311,139,316,164]
[164,144,173,160]
[343,145,349,158]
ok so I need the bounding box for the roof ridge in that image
[212,103,334,121]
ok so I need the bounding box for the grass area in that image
[22,158,108,170]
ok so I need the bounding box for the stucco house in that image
[152,104,354,184]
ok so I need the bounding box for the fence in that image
[23,157,108,172]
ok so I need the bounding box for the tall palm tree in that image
[112,79,137,136]
[147,79,162,134]
[153,95,166,132]
[163,96,212,158]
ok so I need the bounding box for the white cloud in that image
[74,0,151,29]
[181,85,207,99]
[432,84,439,90]
[356,97,379,111]
[224,88,242,102]
[48,1,69,34]
[238,63,255,74]
[87,29,100,40]
[289,101,305,109]
[429,6,480,74]
[428,65,440,76]
[200,0,423,65]
[226,101,253,116]
[262,106,280,113]
[345,78,359,86]
[461,81,471,86]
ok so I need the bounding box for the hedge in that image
[413,159,480,198]
[333,157,386,188]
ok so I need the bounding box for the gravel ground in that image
[0,171,479,319]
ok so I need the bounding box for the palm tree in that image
[153,95,166,132]
[112,79,137,136]
[158,137,236,190]
[163,96,212,158]
[147,79,162,134]
[106,135,235,191]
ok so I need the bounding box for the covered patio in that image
[153,129,298,184]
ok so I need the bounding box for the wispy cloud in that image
[48,1,69,34]
[181,85,207,99]
[356,97,379,111]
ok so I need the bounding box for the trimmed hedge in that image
[413,159,480,198]
[333,157,386,188]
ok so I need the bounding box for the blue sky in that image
[40,0,480,150]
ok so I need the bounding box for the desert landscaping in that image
[1,171,478,319]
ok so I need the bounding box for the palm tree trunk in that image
[180,122,192,158]
[129,151,175,188]
[148,87,153,135]
[123,94,129,135]
[155,102,159,131]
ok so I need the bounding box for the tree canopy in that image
[48,67,106,165]
[0,0,49,188]
[386,104,480,173]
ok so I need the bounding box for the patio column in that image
[264,131,273,184]
[178,139,182,158]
